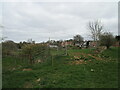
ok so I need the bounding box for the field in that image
[2,47,119,88]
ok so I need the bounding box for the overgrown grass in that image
[2,47,119,88]
[68,48,95,54]
[100,47,119,59]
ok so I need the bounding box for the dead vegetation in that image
[34,59,43,64]
[23,82,33,88]
[68,49,106,65]
[22,68,32,71]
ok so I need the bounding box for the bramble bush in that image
[22,44,49,64]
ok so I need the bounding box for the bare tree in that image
[27,38,35,44]
[88,20,103,41]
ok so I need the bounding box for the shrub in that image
[22,44,48,64]
[2,40,18,57]
[99,32,115,49]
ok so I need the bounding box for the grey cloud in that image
[2,2,118,43]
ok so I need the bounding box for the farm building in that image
[61,41,73,47]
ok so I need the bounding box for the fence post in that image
[52,55,53,66]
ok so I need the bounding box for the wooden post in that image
[29,54,32,64]
[52,55,53,66]
[15,56,17,65]
[65,45,67,56]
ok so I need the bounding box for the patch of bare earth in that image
[69,52,103,65]
[87,54,102,60]
[22,68,32,71]
[71,60,87,65]
[23,82,33,88]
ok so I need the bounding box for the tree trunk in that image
[29,54,32,64]
[65,46,67,56]
[106,46,109,49]
[52,55,53,66]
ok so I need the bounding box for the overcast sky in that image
[1,1,118,43]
